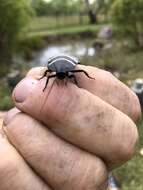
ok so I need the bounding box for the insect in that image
[40,55,94,91]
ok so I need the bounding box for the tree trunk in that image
[84,0,97,24]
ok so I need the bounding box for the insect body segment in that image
[40,55,94,91]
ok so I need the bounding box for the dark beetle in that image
[40,55,94,91]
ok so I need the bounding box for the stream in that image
[30,40,96,67]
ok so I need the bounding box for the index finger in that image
[27,66,141,122]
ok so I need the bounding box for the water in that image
[30,40,96,67]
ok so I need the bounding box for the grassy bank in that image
[27,16,102,38]
[28,15,89,32]
[93,43,143,82]
[28,24,101,38]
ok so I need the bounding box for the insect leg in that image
[39,69,51,80]
[43,74,57,91]
[70,70,95,80]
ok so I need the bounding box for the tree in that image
[0,0,32,76]
[32,0,81,16]
[84,0,110,24]
[84,0,97,24]
[95,0,115,15]
[110,0,143,47]
[31,0,50,16]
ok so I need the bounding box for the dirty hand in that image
[1,65,141,190]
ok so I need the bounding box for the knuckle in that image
[102,69,117,82]
[104,70,114,78]
[116,121,138,162]
[131,92,142,121]
[124,128,138,158]
[3,108,20,126]
[87,159,107,189]
[56,156,108,190]
[104,70,141,122]
[77,158,107,190]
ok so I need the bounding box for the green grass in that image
[28,15,89,32]
[27,16,101,38]
[115,119,143,190]
[28,24,101,38]
[29,25,99,37]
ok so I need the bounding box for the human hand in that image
[1,65,141,190]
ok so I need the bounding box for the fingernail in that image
[13,77,38,103]
[3,108,20,126]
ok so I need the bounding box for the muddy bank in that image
[42,30,97,44]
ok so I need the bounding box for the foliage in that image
[110,0,143,47]
[32,0,112,24]
[32,0,84,16]
[19,36,44,59]
[0,81,13,110]
[0,0,32,76]
[31,0,50,16]
[48,0,77,15]
[92,0,115,18]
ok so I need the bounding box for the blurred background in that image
[0,0,143,189]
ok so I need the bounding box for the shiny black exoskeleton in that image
[41,55,94,91]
